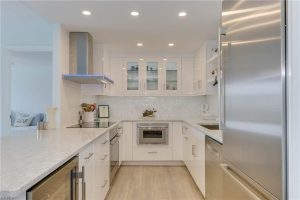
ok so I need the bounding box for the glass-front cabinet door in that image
[143,60,162,95]
[163,59,181,94]
[123,59,142,94]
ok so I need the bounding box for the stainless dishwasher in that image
[205,136,265,200]
[27,156,83,200]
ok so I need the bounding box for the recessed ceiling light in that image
[82,10,91,16]
[140,58,144,61]
[163,58,168,61]
[168,43,175,47]
[137,43,143,47]
[131,11,139,16]
[178,12,187,17]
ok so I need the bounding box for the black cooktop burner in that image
[67,121,116,128]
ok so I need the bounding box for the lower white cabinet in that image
[133,147,173,161]
[79,132,110,200]
[173,122,183,160]
[182,123,206,197]
[120,122,133,161]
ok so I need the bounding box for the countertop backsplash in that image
[91,96,206,120]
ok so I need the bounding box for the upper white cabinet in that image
[123,59,143,95]
[181,57,195,95]
[162,59,181,95]
[122,58,181,96]
[194,41,218,95]
[107,50,218,96]
[143,59,163,95]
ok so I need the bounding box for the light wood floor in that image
[105,166,204,200]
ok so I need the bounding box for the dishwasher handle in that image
[206,143,220,157]
[74,166,85,200]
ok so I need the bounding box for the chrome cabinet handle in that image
[148,151,158,154]
[84,153,93,160]
[101,154,108,160]
[101,180,108,188]
[72,165,85,200]
[102,140,108,144]
[192,145,200,157]
[81,166,86,200]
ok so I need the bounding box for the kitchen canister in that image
[46,107,57,129]
[83,111,95,123]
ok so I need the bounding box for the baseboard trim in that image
[120,161,184,166]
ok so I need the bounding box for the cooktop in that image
[67,121,116,128]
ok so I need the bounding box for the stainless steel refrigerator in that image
[218,0,286,200]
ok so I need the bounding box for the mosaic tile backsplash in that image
[94,96,206,120]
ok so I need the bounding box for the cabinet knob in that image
[101,180,108,188]
[84,153,93,160]
[148,151,158,154]
[102,140,108,144]
[101,154,108,160]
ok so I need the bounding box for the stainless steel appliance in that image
[137,123,168,145]
[62,32,113,84]
[218,0,286,199]
[27,157,83,200]
[206,136,266,199]
[110,126,120,183]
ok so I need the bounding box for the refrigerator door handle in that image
[221,163,278,200]
[218,27,226,127]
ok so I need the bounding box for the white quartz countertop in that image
[0,122,121,199]
[0,119,222,198]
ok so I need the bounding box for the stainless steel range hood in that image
[62,32,113,84]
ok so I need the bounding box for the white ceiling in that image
[25,1,221,55]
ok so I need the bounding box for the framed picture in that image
[98,105,109,118]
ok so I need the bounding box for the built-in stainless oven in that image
[137,123,168,145]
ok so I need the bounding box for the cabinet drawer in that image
[133,148,173,161]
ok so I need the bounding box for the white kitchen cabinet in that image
[93,132,110,200]
[182,123,206,197]
[142,59,163,95]
[189,128,206,197]
[122,59,143,95]
[121,58,186,96]
[194,41,218,96]
[78,142,94,200]
[133,147,173,160]
[122,58,164,95]
[161,58,181,95]
[181,57,195,95]
[79,132,110,200]
[110,57,124,96]
[172,122,183,160]
[120,122,133,161]
[194,46,206,95]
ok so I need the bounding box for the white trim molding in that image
[287,1,300,199]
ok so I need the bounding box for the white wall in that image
[81,96,206,120]
[10,51,52,114]
[287,1,300,199]
[0,1,53,135]
[52,24,81,128]
[205,95,218,117]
